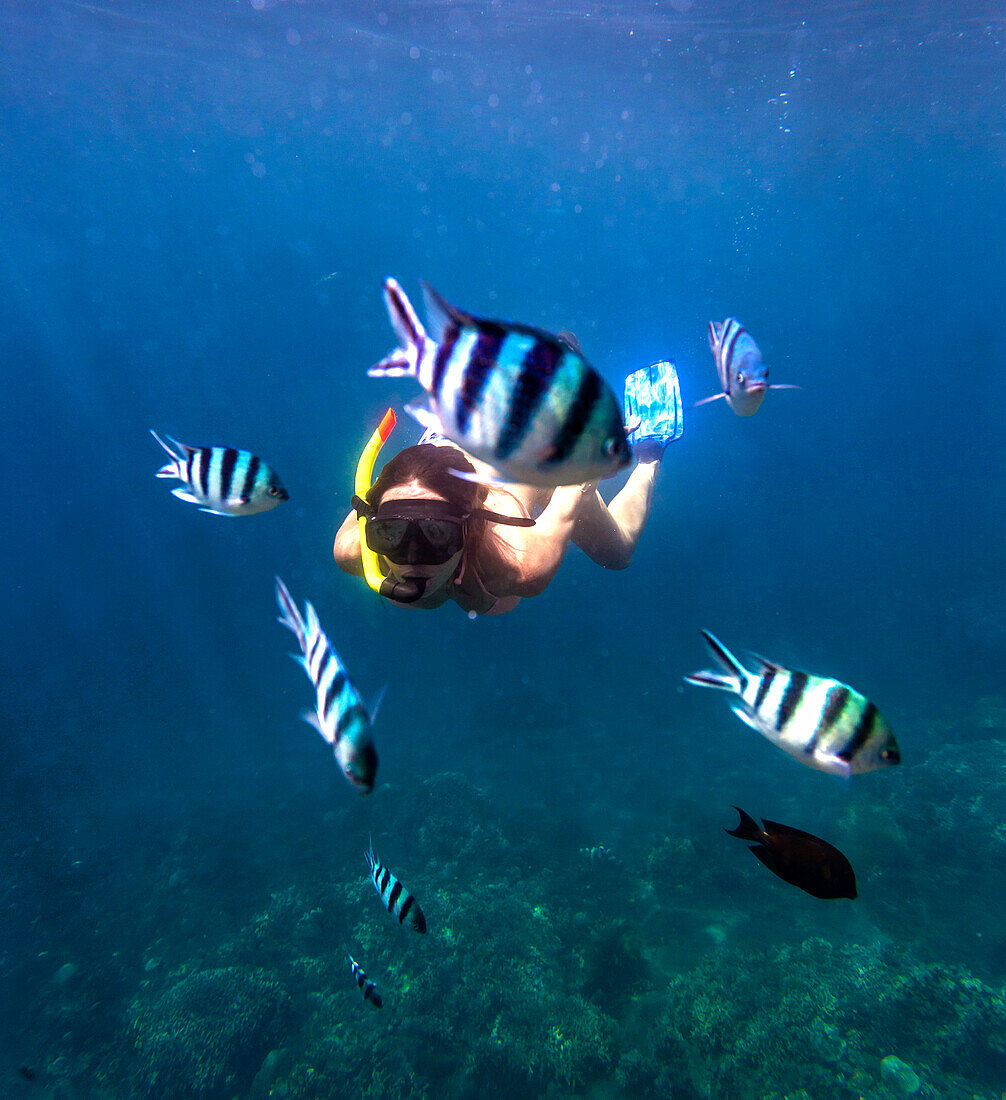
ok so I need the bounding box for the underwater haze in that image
[3,1,1006,1096]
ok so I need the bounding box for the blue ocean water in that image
[2,1,1005,1096]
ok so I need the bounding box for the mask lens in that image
[418,518,463,551]
[366,518,409,555]
[365,502,468,565]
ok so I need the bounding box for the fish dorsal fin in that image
[749,652,780,675]
[760,818,828,845]
[420,282,469,342]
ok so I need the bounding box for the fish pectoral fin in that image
[171,487,200,503]
[404,399,443,435]
[692,393,726,407]
[816,753,853,779]
[768,383,801,390]
[730,705,760,731]
[448,466,514,489]
[535,442,559,464]
[300,708,333,744]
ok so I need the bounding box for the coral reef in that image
[22,756,1006,1100]
[651,937,1006,1099]
[127,967,292,1098]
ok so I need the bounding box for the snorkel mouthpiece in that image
[379,575,429,604]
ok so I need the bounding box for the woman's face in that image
[377,481,464,595]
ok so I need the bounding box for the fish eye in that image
[268,485,280,495]
[737,372,745,384]
[603,437,619,457]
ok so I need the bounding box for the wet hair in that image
[368,444,520,579]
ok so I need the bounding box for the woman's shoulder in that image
[483,483,535,521]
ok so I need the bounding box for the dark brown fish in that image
[726,807,857,900]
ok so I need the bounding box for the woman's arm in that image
[333,511,365,576]
[570,458,660,570]
[496,482,599,597]
[492,457,660,596]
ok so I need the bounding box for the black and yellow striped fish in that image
[347,951,383,1008]
[366,839,427,933]
[368,279,632,487]
[151,430,288,515]
[685,630,900,777]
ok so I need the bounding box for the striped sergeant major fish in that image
[366,838,427,933]
[348,951,383,1008]
[274,577,378,793]
[368,279,632,487]
[685,630,900,777]
[699,318,797,417]
[151,430,288,515]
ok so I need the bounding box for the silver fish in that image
[685,630,900,777]
[274,577,378,793]
[699,318,796,416]
[348,952,383,1008]
[368,279,631,487]
[366,838,426,932]
[151,430,288,515]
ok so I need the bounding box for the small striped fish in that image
[151,430,288,515]
[274,577,378,793]
[685,630,900,777]
[699,318,796,417]
[348,952,383,1009]
[366,839,427,933]
[368,279,632,487]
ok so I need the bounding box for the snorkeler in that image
[333,358,682,616]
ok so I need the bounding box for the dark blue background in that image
[1,0,1004,1079]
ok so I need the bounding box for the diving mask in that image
[352,494,535,568]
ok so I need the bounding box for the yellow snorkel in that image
[354,408,397,595]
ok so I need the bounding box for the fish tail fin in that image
[304,600,323,643]
[684,630,749,694]
[275,576,307,652]
[684,670,738,692]
[725,806,764,843]
[369,278,429,383]
[150,429,185,478]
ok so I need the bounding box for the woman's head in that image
[365,444,492,593]
[369,444,486,513]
